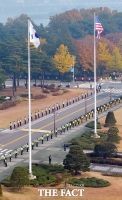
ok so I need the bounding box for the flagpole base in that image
[28,173,36,180]
[91,133,100,138]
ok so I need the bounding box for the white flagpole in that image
[94,12,97,137]
[93,12,100,138]
[28,19,32,174]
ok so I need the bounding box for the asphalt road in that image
[0,81,122,181]
[0,90,118,157]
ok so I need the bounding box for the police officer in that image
[24,117,27,124]
[69,122,72,130]
[31,113,33,121]
[97,107,100,114]
[19,118,22,126]
[14,121,16,129]
[72,121,75,128]
[50,131,53,139]
[2,155,6,163]
[4,159,7,167]
[41,135,44,144]
[9,153,12,162]
[64,143,66,151]
[38,110,40,118]
[45,108,48,115]
[48,107,51,114]
[91,110,94,117]
[88,112,91,119]
[17,119,19,127]
[85,114,88,121]
[36,138,38,147]
[46,133,49,141]
[63,125,65,133]
[78,118,80,125]
[62,101,65,108]
[15,149,17,158]
[66,123,69,131]
[20,146,24,155]
[60,127,62,135]
[32,142,34,150]
[35,112,37,119]
[49,155,51,164]
[26,143,29,152]
[10,122,12,130]
[55,129,58,137]
[42,109,44,117]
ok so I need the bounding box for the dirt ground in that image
[0,86,87,129]
[2,171,122,200]
[99,108,122,152]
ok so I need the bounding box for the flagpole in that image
[93,12,99,138]
[28,19,32,175]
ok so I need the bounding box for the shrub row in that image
[0,100,16,110]
[69,177,110,187]
[90,157,122,166]
[85,121,101,129]
[34,94,47,99]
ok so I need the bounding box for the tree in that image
[53,44,73,74]
[10,167,29,192]
[97,42,111,75]
[107,47,122,72]
[62,169,71,188]
[105,111,117,127]
[63,145,90,175]
[94,142,117,158]
[107,127,120,143]
[0,184,2,197]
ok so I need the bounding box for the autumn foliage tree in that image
[53,44,73,74]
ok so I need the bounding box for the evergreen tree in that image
[107,127,120,143]
[10,167,29,192]
[105,111,117,127]
[63,145,90,175]
[94,142,117,158]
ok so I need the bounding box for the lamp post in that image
[109,87,114,102]
[53,106,59,137]
[84,70,86,83]
[72,55,75,83]
[85,97,88,115]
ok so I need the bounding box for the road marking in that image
[21,129,51,133]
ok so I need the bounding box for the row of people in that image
[9,90,95,130]
[4,97,122,166]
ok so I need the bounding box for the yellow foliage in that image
[53,44,75,73]
[107,47,122,71]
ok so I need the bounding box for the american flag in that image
[95,14,104,39]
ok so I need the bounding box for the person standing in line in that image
[26,143,29,152]
[4,159,7,167]
[59,103,60,109]
[20,146,23,155]
[14,121,16,129]
[56,103,59,110]
[15,149,17,158]
[49,155,51,164]
[38,110,40,118]
[9,153,12,162]
[2,155,6,163]
[35,112,37,119]
[10,122,12,130]
[19,118,22,126]
[36,138,38,147]
[46,133,49,141]
[31,113,33,121]
[48,107,50,114]
[64,143,66,151]
[32,142,34,150]
[50,131,53,139]
[17,119,19,127]
[41,135,44,144]
[45,108,48,115]
[62,101,64,108]
[42,109,44,117]
[24,117,26,124]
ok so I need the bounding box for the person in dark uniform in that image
[15,149,17,158]
[64,143,66,151]
[50,131,53,139]
[41,135,44,144]
[10,122,12,130]
[32,142,34,150]
[4,159,7,167]
[49,155,51,164]
[24,117,26,124]
[36,138,38,147]
[9,153,12,162]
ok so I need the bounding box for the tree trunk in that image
[17,73,20,87]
